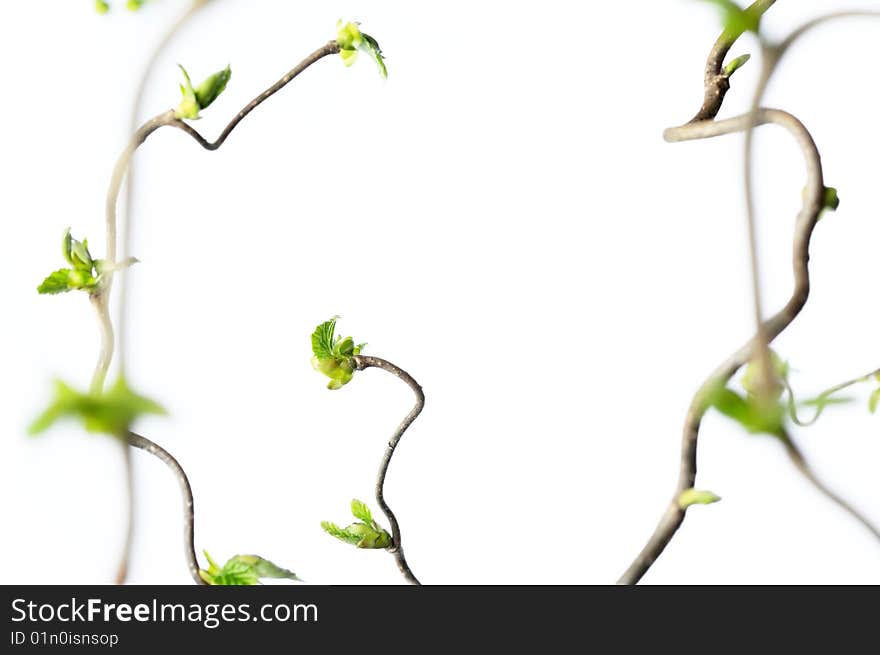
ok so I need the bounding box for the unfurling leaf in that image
[199,551,300,585]
[322,499,392,549]
[194,65,231,111]
[42,228,106,294]
[336,20,387,78]
[678,488,722,509]
[868,387,880,414]
[38,269,76,295]
[698,0,762,36]
[705,381,785,437]
[29,377,166,437]
[310,317,365,389]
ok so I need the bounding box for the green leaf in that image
[705,381,784,437]
[359,32,387,79]
[698,0,761,36]
[350,499,372,524]
[29,377,166,437]
[37,269,74,295]
[175,65,201,120]
[321,521,362,546]
[311,317,338,361]
[194,65,231,111]
[322,501,392,549]
[310,317,363,389]
[678,488,722,509]
[723,53,751,76]
[869,387,880,414]
[199,551,299,585]
[336,21,387,78]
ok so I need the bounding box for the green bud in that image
[95,0,110,13]
[336,20,363,51]
[194,65,231,111]
[175,65,201,120]
[126,0,145,10]
[723,53,751,77]
[678,488,722,509]
[823,187,840,211]
[742,350,788,400]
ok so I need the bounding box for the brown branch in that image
[352,355,423,585]
[128,431,206,585]
[168,41,340,150]
[686,0,777,123]
[780,431,880,542]
[618,108,825,585]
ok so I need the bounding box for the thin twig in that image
[113,438,135,585]
[128,431,205,585]
[352,355,423,585]
[618,108,825,585]
[784,367,880,428]
[779,430,880,541]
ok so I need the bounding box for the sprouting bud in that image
[194,65,231,111]
[335,20,387,78]
[678,488,722,510]
[723,53,751,77]
[175,64,232,120]
[823,186,840,211]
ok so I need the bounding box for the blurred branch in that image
[618,107,825,585]
[780,430,880,541]
[352,355,424,585]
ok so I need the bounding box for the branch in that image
[779,430,880,542]
[113,440,134,585]
[128,431,205,585]
[352,355,423,585]
[685,0,777,123]
[618,108,824,585]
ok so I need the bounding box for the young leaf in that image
[321,521,362,546]
[37,269,74,295]
[678,488,722,509]
[175,65,201,120]
[310,317,363,389]
[29,377,166,437]
[869,387,880,414]
[350,499,373,524]
[705,381,784,437]
[336,21,387,78]
[322,500,392,549]
[199,551,299,585]
[311,317,338,361]
[698,0,761,36]
[194,65,231,111]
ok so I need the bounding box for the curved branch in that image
[780,430,880,542]
[352,355,424,586]
[618,108,824,585]
[168,41,340,151]
[128,431,205,585]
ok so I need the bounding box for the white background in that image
[0,0,878,584]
